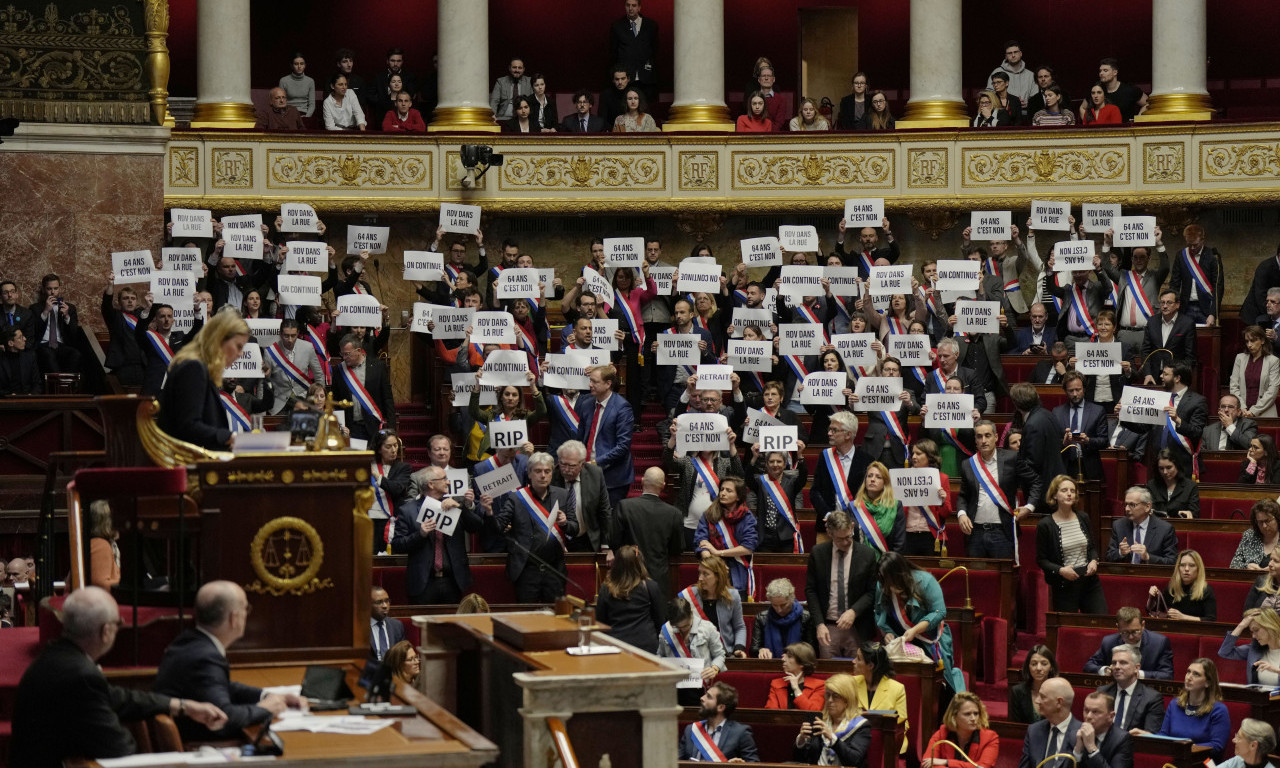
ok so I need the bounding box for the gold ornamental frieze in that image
[500,153,664,190]
[1200,141,1280,180]
[1143,143,1185,184]
[268,151,432,190]
[168,146,198,187]
[211,148,252,188]
[908,148,949,188]
[731,151,893,189]
[962,146,1128,186]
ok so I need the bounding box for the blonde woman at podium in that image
[157,307,250,451]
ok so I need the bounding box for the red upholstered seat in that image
[715,670,789,709]
[1201,635,1247,683]
[1053,626,1110,672]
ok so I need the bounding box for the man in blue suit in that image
[1083,607,1175,679]
[1019,678,1081,768]
[358,586,406,688]
[576,364,635,506]
[1053,373,1110,481]
[1104,488,1178,565]
[678,682,759,762]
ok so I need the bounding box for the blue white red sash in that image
[909,366,925,386]
[1004,278,1021,293]
[969,453,1011,512]
[886,316,907,335]
[218,391,252,432]
[514,322,540,376]
[879,411,909,463]
[890,592,941,659]
[550,395,581,430]
[370,462,392,520]
[306,325,331,385]
[145,330,174,365]
[121,312,138,330]
[850,498,889,553]
[660,622,691,657]
[444,263,461,283]
[693,316,709,331]
[748,371,765,392]
[1106,281,1120,310]
[1068,285,1097,337]
[690,721,728,762]
[732,288,748,307]
[473,455,502,476]
[857,250,876,276]
[616,290,644,345]
[514,486,566,550]
[823,448,856,513]
[912,502,945,539]
[940,429,975,457]
[341,365,385,427]
[679,585,710,621]
[1123,270,1154,320]
[1180,248,1213,297]
[930,368,947,393]
[759,475,803,553]
[488,264,504,283]
[984,257,999,277]
[833,295,851,321]
[1164,408,1196,458]
[352,282,368,295]
[264,342,311,391]
[692,457,720,496]
[233,259,247,277]
[795,304,829,344]
[783,355,809,380]
[713,518,756,598]
[919,287,939,318]
[831,716,868,744]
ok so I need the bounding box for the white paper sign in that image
[844,198,885,227]
[223,342,264,379]
[346,225,389,255]
[969,211,1012,240]
[801,372,846,405]
[658,333,701,366]
[445,467,470,498]
[854,376,903,411]
[824,266,863,297]
[676,260,722,293]
[246,318,282,348]
[1082,204,1121,234]
[170,208,213,239]
[924,394,975,428]
[582,267,615,307]
[831,333,877,370]
[284,241,327,273]
[672,656,706,688]
[494,268,542,299]
[280,202,319,233]
[538,268,557,299]
[936,260,981,292]
[276,274,323,307]
[890,468,944,507]
[472,311,515,344]
[1113,216,1156,248]
[474,463,521,498]
[727,340,772,372]
[543,354,590,390]
[222,215,264,260]
[591,318,620,351]
[149,271,194,304]
[172,301,198,334]
[403,251,444,281]
[731,308,775,338]
[451,371,496,407]
[1053,240,1096,272]
[888,334,933,367]
[1031,200,1071,231]
[779,265,825,298]
[410,303,436,334]
[740,237,783,267]
[649,265,676,296]
[1119,386,1170,426]
[758,425,799,453]
[439,202,481,234]
[1076,342,1123,375]
[954,300,1001,333]
[566,349,608,369]
[696,364,733,391]
[869,265,912,296]
[675,412,730,453]
[778,323,823,355]
[478,349,530,387]
[415,496,460,537]
[335,294,382,327]
[432,308,475,340]
[489,419,529,451]
[604,237,644,267]
[743,407,781,445]
[779,225,820,252]
[161,247,202,273]
[112,250,153,284]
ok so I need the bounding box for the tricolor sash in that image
[690,721,728,762]
[783,354,809,380]
[514,486,566,551]
[341,365,385,427]
[984,257,999,277]
[121,312,138,331]
[940,429,975,457]
[748,371,765,392]
[444,263,462,283]
[679,585,710,621]
[693,316,710,331]
[550,395,581,430]
[369,463,392,520]
[912,503,945,542]
[1068,285,1097,337]
[660,622,691,658]
[218,391,252,432]
[145,330,175,365]
[858,251,876,275]
[822,448,855,513]
[969,453,1012,512]
[514,322,540,376]
[488,264,504,283]
[713,517,756,598]
[1123,270,1155,320]
[616,290,644,345]
[879,411,909,463]
[795,304,829,342]
[732,288,748,307]
[264,342,311,391]
[930,368,948,393]
[353,282,368,295]
[306,325,331,385]
[1163,409,1196,460]
[850,498,889,553]
[889,592,942,659]
[833,295,852,321]
[1004,278,1021,294]
[886,316,907,335]
[759,474,803,553]
[1180,248,1214,297]
[1106,281,1120,310]
[692,456,720,496]
[919,287,939,318]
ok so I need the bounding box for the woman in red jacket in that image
[737,92,774,133]
[1082,84,1122,125]
[923,692,1000,768]
[382,91,427,133]
[765,641,825,711]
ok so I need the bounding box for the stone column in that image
[189,0,255,128]
[429,0,499,132]
[664,0,734,132]
[1135,0,1213,121]
[896,0,968,129]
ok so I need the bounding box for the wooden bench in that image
[678,704,900,765]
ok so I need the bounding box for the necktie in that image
[5,312,12,326]
[1046,726,1060,762]
[1132,524,1143,564]
[573,480,583,527]
[1071,407,1080,433]
[433,530,445,572]
[630,19,638,36]
[49,309,59,348]
[581,116,587,132]
[586,402,603,460]
[1116,689,1128,730]
[375,619,388,659]
[836,548,847,614]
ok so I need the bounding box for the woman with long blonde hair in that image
[157,307,250,450]
[851,462,905,554]
[1149,550,1216,621]
[794,672,871,766]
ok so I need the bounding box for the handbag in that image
[1145,589,1169,619]
[884,635,926,663]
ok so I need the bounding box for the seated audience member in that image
[383,91,426,132]
[1219,608,1280,685]
[4,556,30,587]
[875,553,965,694]
[805,510,878,659]
[502,94,536,133]
[681,682,760,762]
[323,73,366,130]
[87,500,121,590]
[1232,325,1280,418]
[925,692,1000,768]
[1081,83,1123,125]
[749,64,788,127]
[750,578,816,659]
[1101,644,1165,733]
[379,640,419,692]
[766,641,825,711]
[1240,434,1280,485]
[989,71,1024,124]
[1219,720,1278,768]
[330,47,368,108]
[0,326,40,395]
[1203,394,1258,451]
[279,52,316,117]
[1105,487,1178,565]
[1036,475,1107,615]
[1232,499,1280,570]
[1032,342,1071,385]
[1013,302,1055,354]
[972,89,1011,127]
[490,57,531,122]
[1244,550,1280,611]
[1091,58,1147,123]
[660,597,726,707]
[1084,606,1175,679]
[681,555,746,658]
[392,465,484,604]
[793,673,870,767]
[867,91,895,130]
[594,545,664,653]
[457,593,489,614]
[1009,644,1057,724]
[612,87,658,132]
[737,91,774,133]
[154,581,302,741]
[837,71,870,129]
[1016,678,1079,768]
[851,641,909,754]
[256,87,307,131]
[1134,658,1230,760]
[560,90,607,133]
[1073,691,1132,768]
[1149,550,1216,621]
[1146,449,1200,519]
[790,97,829,131]
[1024,67,1058,116]
[361,586,406,687]
[529,73,557,131]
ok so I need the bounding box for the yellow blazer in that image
[854,674,909,753]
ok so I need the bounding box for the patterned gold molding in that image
[445,151,486,191]
[732,150,894,190]
[908,148,948,188]
[211,148,252,189]
[267,151,432,190]
[1143,143,1185,185]
[500,153,665,190]
[169,146,198,188]
[962,146,1129,187]
[679,151,718,190]
[1200,141,1280,181]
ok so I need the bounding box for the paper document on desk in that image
[271,714,395,734]
[98,752,234,765]
[261,684,303,697]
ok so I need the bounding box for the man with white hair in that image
[808,411,872,537]
[749,578,816,658]
[12,587,227,766]
[1099,643,1165,733]
[553,440,613,555]
[497,451,578,602]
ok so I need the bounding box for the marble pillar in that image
[897,0,968,129]
[430,0,500,132]
[190,0,255,128]
[1135,0,1213,121]
[664,0,734,132]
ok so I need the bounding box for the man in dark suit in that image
[1012,382,1067,512]
[1200,394,1257,451]
[1240,250,1280,326]
[1168,224,1224,325]
[392,465,486,603]
[1032,342,1071,385]
[0,326,41,395]
[1054,373,1110,480]
[0,279,36,340]
[553,440,613,554]
[331,333,397,441]
[576,364,634,506]
[1013,302,1057,354]
[154,581,301,741]
[678,682,759,762]
[1075,691,1133,768]
[957,420,1026,558]
[1134,361,1207,474]
[30,272,82,375]
[206,255,259,312]
[1104,488,1178,565]
[359,587,407,687]
[100,278,147,387]
[1140,290,1197,383]
[1099,644,1166,733]
[1083,607,1175,680]
[809,411,873,537]
[614,466,684,597]
[11,586,226,767]
[835,216,901,277]
[804,510,878,658]
[609,0,658,104]
[858,389,918,468]
[1018,677,1081,768]
[926,337,989,413]
[136,303,199,396]
[559,90,608,133]
[497,452,579,602]
[951,283,1017,406]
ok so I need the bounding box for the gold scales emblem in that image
[246,516,335,597]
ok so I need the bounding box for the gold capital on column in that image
[428,106,501,133]
[663,104,735,133]
[1134,93,1215,122]
[191,102,257,129]
[897,99,969,129]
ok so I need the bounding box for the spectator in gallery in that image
[837,71,870,130]
[789,97,830,131]
[502,95,537,134]
[612,88,658,132]
[323,74,366,131]
[256,88,306,132]
[600,67,632,127]
[610,0,659,103]
[986,39,1035,105]
[374,73,408,122]
[1024,66,1061,118]
[373,48,419,117]
[559,90,607,133]
[972,90,1012,127]
[1082,84,1123,125]
[1,327,41,395]
[489,57,532,123]
[1032,85,1075,126]
[867,91,895,131]
[737,92,773,133]
[750,66,789,127]
[989,72,1024,125]
[1087,58,1148,123]
[383,91,426,133]
[529,74,558,132]
[279,51,316,117]
[331,48,368,110]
